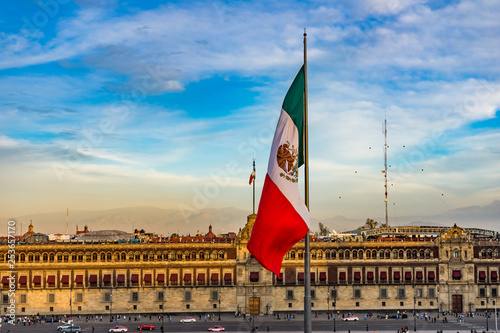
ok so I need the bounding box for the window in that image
[354,289,361,298]
[211,291,219,300]
[330,289,337,299]
[452,270,462,280]
[380,289,387,298]
[104,293,111,302]
[48,294,55,303]
[213,304,217,309]
[76,293,83,303]
[416,288,423,298]
[20,295,26,303]
[400,302,404,307]
[185,304,190,310]
[287,290,294,300]
[430,301,434,306]
[310,290,316,299]
[131,292,139,302]
[454,251,459,258]
[288,303,292,308]
[2,295,8,304]
[382,302,386,307]
[157,291,164,301]
[418,301,422,306]
[428,288,435,298]
[479,288,486,297]
[398,288,405,298]
[185,291,191,301]
[492,288,498,298]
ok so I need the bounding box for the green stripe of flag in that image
[281,65,305,167]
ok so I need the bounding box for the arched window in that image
[385,250,391,259]
[199,251,205,260]
[106,252,112,261]
[121,252,127,261]
[366,251,371,259]
[29,254,34,262]
[290,251,296,259]
[43,253,48,262]
[352,250,357,259]
[399,250,404,259]
[317,250,323,260]
[344,250,350,259]
[191,252,196,260]
[338,251,344,260]
[358,250,363,259]
[311,251,317,260]
[331,250,337,259]
[64,253,69,262]
[371,250,377,259]
[101,253,106,261]
[49,253,55,262]
[325,250,331,260]
[393,250,398,259]
[20,253,26,262]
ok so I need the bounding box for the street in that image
[2,312,498,333]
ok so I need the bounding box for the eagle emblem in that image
[276,141,298,183]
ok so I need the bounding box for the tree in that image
[318,222,329,236]
[361,218,378,230]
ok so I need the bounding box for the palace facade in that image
[1,216,500,316]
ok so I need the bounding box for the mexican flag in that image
[247,66,310,275]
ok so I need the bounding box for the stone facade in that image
[1,216,500,316]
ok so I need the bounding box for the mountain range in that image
[2,200,499,236]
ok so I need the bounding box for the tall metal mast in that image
[383,114,389,227]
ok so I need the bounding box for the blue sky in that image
[1,0,500,225]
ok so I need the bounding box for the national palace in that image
[2,215,500,317]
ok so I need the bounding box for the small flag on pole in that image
[247,66,310,275]
[249,171,255,185]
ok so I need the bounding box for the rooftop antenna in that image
[383,112,389,227]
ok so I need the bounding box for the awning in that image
[211,273,218,281]
[131,274,139,282]
[319,272,327,281]
[492,271,498,279]
[298,273,305,281]
[453,270,461,278]
[224,273,232,281]
[184,273,191,281]
[33,276,41,284]
[405,272,412,280]
[144,274,152,282]
[47,275,55,284]
[117,274,125,283]
[250,272,259,281]
[311,272,315,281]
[197,273,205,281]
[89,275,98,283]
[19,276,27,284]
[428,271,435,279]
[75,275,83,283]
[170,274,178,281]
[394,272,401,280]
[479,271,486,279]
[277,273,283,281]
[339,272,346,280]
[2,276,9,284]
[367,272,374,280]
[157,274,165,282]
[103,274,111,283]
[354,272,361,280]
[380,272,387,279]
[416,271,423,279]
[61,275,69,283]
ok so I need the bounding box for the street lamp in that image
[218,296,221,321]
[487,296,490,332]
[327,288,330,320]
[70,285,73,330]
[413,284,416,332]
[109,287,113,322]
[333,285,337,332]
[161,285,165,333]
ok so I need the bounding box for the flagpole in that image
[303,28,312,333]
[253,158,256,215]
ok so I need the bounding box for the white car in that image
[109,326,128,332]
[180,316,196,323]
[343,315,359,321]
[58,324,73,331]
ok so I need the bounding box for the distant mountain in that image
[1,206,251,237]
[3,200,499,237]
[314,200,500,233]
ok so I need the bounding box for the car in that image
[58,324,73,331]
[138,324,155,330]
[180,317,196,323]
[109,326,128,332]
[343,315,359,321]
[208,325,226,332]
[61,326,82,333]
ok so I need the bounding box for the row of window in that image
[275,269,437,285]
[1,272,237,289]
[285,248,434,260]
[0,250,227,263]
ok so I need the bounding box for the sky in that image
[1,0,500,225]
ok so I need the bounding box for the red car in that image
[138,324,155,330]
